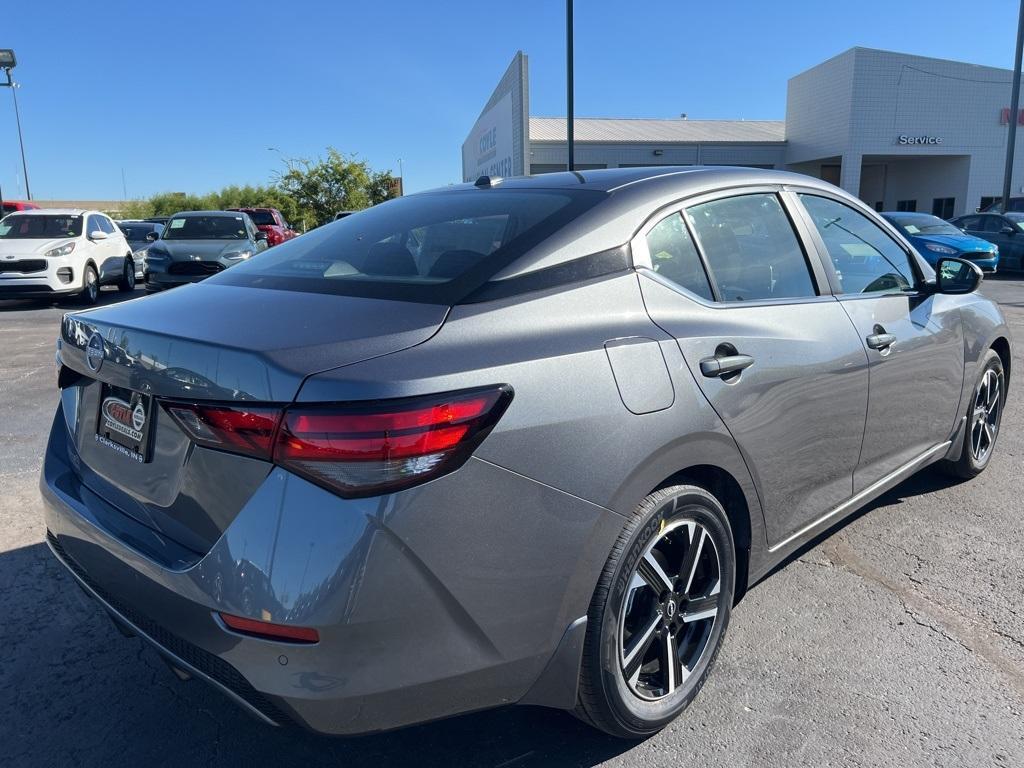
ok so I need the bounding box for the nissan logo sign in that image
[897,135,943,145]
[85,332,105,373]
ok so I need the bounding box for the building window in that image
[896,199,917,212]
[530,163,607,174]
[979,196,1000,212]
[932,198,955,219]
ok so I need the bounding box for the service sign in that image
[463,92,514,181]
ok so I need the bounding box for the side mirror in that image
[145,231,159,242]
[89,230,108,240]
[935,257,983,295]
[1001,225,1017,235]
[255,231,269,242]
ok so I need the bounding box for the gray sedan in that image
[43,167,1010,739]
[142,210,267,292]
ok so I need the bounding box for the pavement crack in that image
[823,540,1024,701]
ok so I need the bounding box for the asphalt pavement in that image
[1,279,1022,767]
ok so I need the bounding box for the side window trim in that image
[676,211,722,302]
[786,186,927,296]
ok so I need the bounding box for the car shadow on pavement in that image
[2,469,968,767]
[758,465,968,585]
[0,539,633,768]
[0,287,146,313]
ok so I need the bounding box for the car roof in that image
[434,165,822,195]
[6,208,91,216]
[171,210,250,217]
[880,211,943,220]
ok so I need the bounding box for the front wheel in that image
[79,264,99,305]
[940,349,1005,478]
[576,485,735,738]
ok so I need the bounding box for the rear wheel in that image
[576,485,735,738]
[79,265,99,305]
[118,257,136,292]
[940,349,1005,478]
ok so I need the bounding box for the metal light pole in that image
[566,0,574,172]
[0,50,31,200]
[1002,1,1024,213]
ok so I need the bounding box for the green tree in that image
[276,148,397,226]
[116,148,396,229]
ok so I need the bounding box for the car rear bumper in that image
[40,403,618,734]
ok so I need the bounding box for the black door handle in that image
[866,331,896,350]
[700,354,755,378]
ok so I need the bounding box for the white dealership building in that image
[462,48,1024,217]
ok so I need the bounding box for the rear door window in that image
[685,193,816,302]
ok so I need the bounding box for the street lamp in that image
[1,49,32,201]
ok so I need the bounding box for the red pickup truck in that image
[226,207,297,247]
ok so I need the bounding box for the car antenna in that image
[474,175,502,188]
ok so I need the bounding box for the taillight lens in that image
[166,403,280,459]
[164,386,512,497]
[275,386,512,497]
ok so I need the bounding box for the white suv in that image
[0,209,135,304]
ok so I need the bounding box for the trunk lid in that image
[57,282,448,553]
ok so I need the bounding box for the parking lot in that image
[1,279,1022,768]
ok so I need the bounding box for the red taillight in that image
[166,403,280,459]
[274,387,512,497]
[164,386,512,497]
[218,612,319,644]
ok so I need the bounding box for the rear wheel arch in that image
[991,336,1011,393]
[650,465,752,604]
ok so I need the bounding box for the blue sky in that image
[1,0,1020,200]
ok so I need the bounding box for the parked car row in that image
[0,205,299,303]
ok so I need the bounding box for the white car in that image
[0,208,136,304]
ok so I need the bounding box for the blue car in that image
[882,212,999,273]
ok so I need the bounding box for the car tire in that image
[118,257,136,292]
[575,484,735,739]
[939,349,1005,479]
[79,264,99,305]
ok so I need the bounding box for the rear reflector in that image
[218,612,319,644]
[165,385,513,498]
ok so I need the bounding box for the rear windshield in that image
[164,215,248,240]
[0,214,83,239]
[243,210,276,226]
[210,189,602,303]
